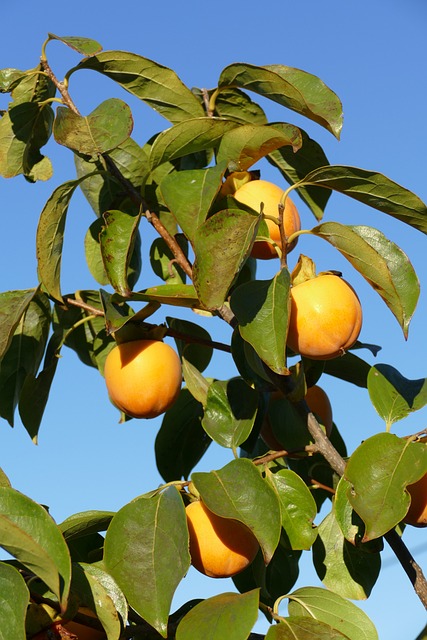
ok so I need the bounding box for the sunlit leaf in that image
[59,511,115,540]
[211,87,267,124]
[47,33,102,56]
[0,563,28,640]
[265,617,349,639]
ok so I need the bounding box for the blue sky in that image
[1,0,427,638]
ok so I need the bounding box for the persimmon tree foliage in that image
[1,33,427,640]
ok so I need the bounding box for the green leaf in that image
[150,235,188,285]
[300,165,427,233]
[128,283,203,309]
[0,289,37,360]
[76,51,205,123]
[0,487,71,611]
[216,123,301,171]
[47,33,102,56]
[265,617,349,639]
[312,223,420,337]
[0,468,11,487]
[10,64,56,105]
[344,433,427,540]
[18,357,59,442]
[312,510,380,599]
[149,118,238,170]
[54,99,133,156]
[99,209,142,297]
[201,378,259,449]
[155,387,210,483]
[36,177,95,302]
[334,478,383,552]
[230,269,291,375]
[192,458,282,563]
[193,209,260,309]
[168,318,213,372]
[181,358,211,405]
[59,511,115,540]
[268,129,331,219]
[218,63,343,138]
[211,87,267,124]
[176,590,259,640]
[287,586,378,640]
[269,470,317,550]
[0,563,29,640]
[0,68,24,93]
[323,352,372,388]
[367,364,427,429]
[104,487,190,636]
[160,163,227,242]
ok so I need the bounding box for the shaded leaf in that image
[59,511,115,540]
[312,223,420,337]
[18,357,59,442]
[168,318,213,372]
[104,487,190,636]
[367,364,427,429]
[230,270,291,375]
[300,165,427,233]
[54,99,133,156]
[192,458,281,563]
[193,209,260,309]
[0,289,37,360]
[0,487,71,611]
[176,590,259,640]
[218,63,343,138]
[265,617,349,639]
[99,209,142,296]
[0,563,28,640]
[323,352,372,388]
[287,586,378,640]
[344,433,427,540]
[150,235,188,285]
[212,87,267,124]
[47,33,102,56]
[76,51,205,123]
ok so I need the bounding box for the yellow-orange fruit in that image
[287,274,362,360]
[104,339,182,419]
[233,179,301,259]
[65,608,105,639]
[186,500,259,578]
[404,473,427,527]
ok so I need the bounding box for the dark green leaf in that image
[54,99,133,156]
[176,590,259,640]
[76,52,205,123]
[367,364,427,429]
[312,223,420,337]
[192,458,281,563]
[168,318,213,372]
[47,33,102,56]
[323,352,372,388]
[10,64,56,105]
[345,433,427,540]
[0,487,71,610]
[99,209,142,296]
[0,289,37,360]
[18,357,58,442]
[104,487,190,636]
[218,63,343,138]
[193,209,260,309]
[212,87,267,124]
[0,563,28,640]
[59,511,115,540]
[301,165,427,234]
[230,269,291,375]
[287,586,378,640]
[265,617,349,639]
[201,378,259,449]
[155,388,210,482]
[150,235,188,285]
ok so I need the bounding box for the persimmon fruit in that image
[233,179,301,259]
[404,472,427,527]
[186,500,259,578]
[287,274,362,360]
[104,339,182,419]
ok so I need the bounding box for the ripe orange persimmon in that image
[233,179,301,259]
[104,339,182,419]
[404,473,427,527]
[287,274,362,360]
[186,500,259,578]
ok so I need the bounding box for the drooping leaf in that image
[216,123,302,171]
[265,617,349,639]
[18,356,59,442]
[344,433,427,540]
[218,63,343,138]
[312,223,420,337]
[201,378,259,449]
[167,318,213,372]
[300,165,427,234]
[191,458,281,564]
[181,357,211,405]
[287,586,378,640]
[149,118,238,170]
[176,590,260,640]
[104,487,190,636]
[323,352,372,388]
[367,364,427,429]
[54,99,133,157]
[47,33,102,56]
[76,51,205,123]
[0,289,37,360]
[0,563,29,640]
[99,209,142,297]
[160,163,227,241]
[193,209,260,309]
[269,469,317,550]
[0,487,71,611]
[155,387,210,482]
[59,510,115,540]
[230,269,291,375]
[312,509,381,600]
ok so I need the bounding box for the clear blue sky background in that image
[1,1,427,638]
